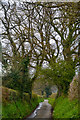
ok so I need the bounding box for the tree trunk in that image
[78,41,80,116]
[57,85,62,98]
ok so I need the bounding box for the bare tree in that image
[1,1,79,84]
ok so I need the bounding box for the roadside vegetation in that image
[2,97,44,119]
[3,99,38,118]
[48,97,55,107]
[1,1,79,119]
[53,96,79,119]
[2,87,44,119]
[48,96,79,119]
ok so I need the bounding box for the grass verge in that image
[52,96,79,119]
[47,97,55,107]
[2,95,44,119]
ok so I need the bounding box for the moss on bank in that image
[2,97,43,119]
[2,87,44,119]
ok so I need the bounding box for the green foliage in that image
[4,69,20,90]
[2,91,43,119]
[3,56,32,97]
[40,60,75,95]
[53,96,79,118]
[2,99,36,118]
[2,56,8,71]
[47,97,55,107]
[38,97,44,103]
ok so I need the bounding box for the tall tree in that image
[0,1,79,97]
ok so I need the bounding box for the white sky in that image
[1,0,79,3]
[0,0,79,76]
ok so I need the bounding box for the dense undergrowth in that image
[48,96,79,119]
[2,97,44,119]
[47,97,55,107]
[2,87,44,119]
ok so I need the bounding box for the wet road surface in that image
[26,100,52,120]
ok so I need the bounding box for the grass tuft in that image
[53,96,79,118]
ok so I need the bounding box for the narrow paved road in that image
[26,100,52,120]
[35,100,52,118]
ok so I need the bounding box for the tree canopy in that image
[0,1,79,97]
